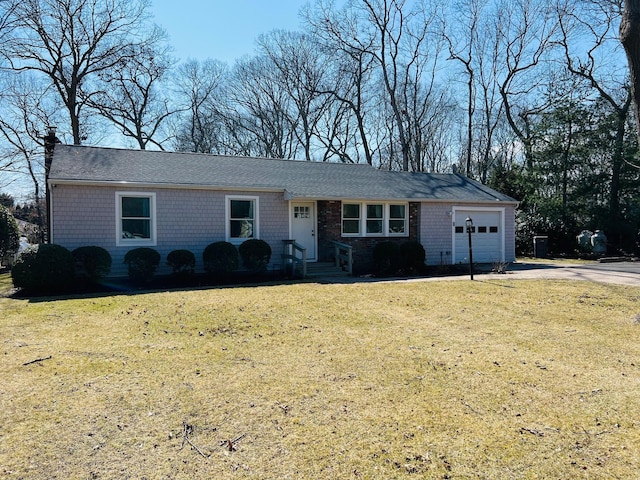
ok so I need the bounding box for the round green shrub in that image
[399,240,426,272]
[203,241,238,275]
[239,239,271,273]
[373,241,401,275]
[0,205,19,265]
[123,247,160,284]
[167,249,196,276]
[72,246,112,281]
[12,243,75,291]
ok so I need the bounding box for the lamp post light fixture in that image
[465,216,474,280]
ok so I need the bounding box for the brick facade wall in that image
[317,200,420,274]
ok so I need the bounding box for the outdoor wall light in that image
[465,217,474,280]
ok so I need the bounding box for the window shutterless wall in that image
[50,185,288,277]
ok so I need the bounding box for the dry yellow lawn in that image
[1,274,639,479]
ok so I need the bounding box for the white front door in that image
[291,202,316,261]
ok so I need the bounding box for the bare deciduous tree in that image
[0,73,61,241]
[493,0,560,168]
[172,59,229,154]
[258,30,331,162]
[559,0,632,218]
[3,0,154,145]
[444,0,482,176]
[304,0,378,164]
[229,55,298,159]
[88,26,175,150]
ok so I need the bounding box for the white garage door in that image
[454,210,503,263]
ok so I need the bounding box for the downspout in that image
[43,126,60,243]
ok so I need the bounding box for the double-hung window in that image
[388,204,407,235]
[342,203,361,235]
[366,204,384,234]
[342,202,408,237]
[226,196,259,244]
[116,192,156,246]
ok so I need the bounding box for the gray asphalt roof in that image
[48,144,518,203]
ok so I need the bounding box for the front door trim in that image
[290,201,317,261]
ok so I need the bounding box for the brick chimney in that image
[44,126,59,177]
[44,126,60,243]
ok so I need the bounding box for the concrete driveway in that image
[464,260,640,287]
[316,260,640,287]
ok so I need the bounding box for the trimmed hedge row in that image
[11,239,274,291]
[373,240,426,275]
[11,238,425,292]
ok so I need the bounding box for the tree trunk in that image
[621,0,640,142]
[610,96,631,221]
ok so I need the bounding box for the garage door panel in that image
[454,210,503,263]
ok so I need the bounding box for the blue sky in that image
[151,0,312,63]
[2,1,313,201]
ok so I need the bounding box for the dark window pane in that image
[122,219,150,239]
[455,226,464,233]
[343,204,360,219]
[389,204,405,219]
[366,220,383,234]
[343,219,360,234]
[122,197,150,218]
[367,204,383,219]
[389,219,405,234]
[478,226,487,233]
[230,219,254,238]
[489,226,498,233]
[231,200,253,219]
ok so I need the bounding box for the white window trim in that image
[341,202,362,236]
[226,195,259,245]
[387,204,409,236]
[116,192,157,247]
[342,202,409,237]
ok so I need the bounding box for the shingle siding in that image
[504,204,516,262]
[420,202,516,265]
[52,185,289,277]
[420,203,456,266]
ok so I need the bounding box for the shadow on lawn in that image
[9,270,297,303]
[6,263,530,303]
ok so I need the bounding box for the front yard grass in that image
[1,274,640,478]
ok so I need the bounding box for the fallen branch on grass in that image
[22,355,52,366]
[180,422,209,458]
[463,401,481,415]
[219,433,246,452]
